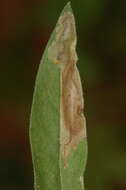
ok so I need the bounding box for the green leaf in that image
[30,2,88,190]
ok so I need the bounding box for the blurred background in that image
[0,0,126,189]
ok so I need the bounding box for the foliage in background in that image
[0,0,126,190]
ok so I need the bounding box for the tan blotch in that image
[48,11,86,168]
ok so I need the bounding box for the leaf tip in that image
[62,1,73,14]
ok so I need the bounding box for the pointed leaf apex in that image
[62,1,73,14]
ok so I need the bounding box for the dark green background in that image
[0,0,126,190]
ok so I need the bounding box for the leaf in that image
[30,2,88,190]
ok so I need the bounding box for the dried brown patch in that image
[48,11,86,168]
[61,58,86,168]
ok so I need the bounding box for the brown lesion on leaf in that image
[48,10,86,168]
[61,58,86,168]
[48,11,77,68]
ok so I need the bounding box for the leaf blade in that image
[30,2,87,190]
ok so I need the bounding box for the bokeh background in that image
[0,0,126,189]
